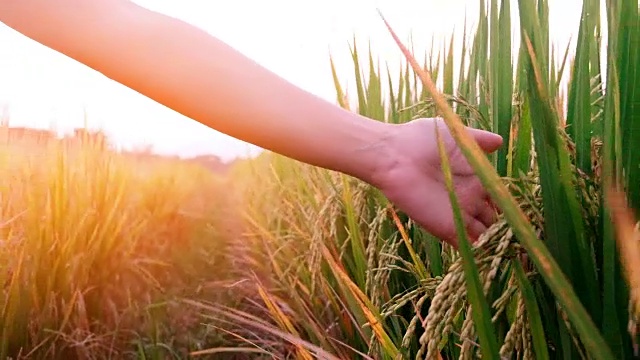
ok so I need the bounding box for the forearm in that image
[0,1,394,184]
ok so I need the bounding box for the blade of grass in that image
[320,244,400,358]
[567,0,597,174]
[513,96,532,177]
[350,39,368,116]
[435,124,500,359]
[538,0,550,82]
[443,34,455,108]
[619,0,640,214]
[477,0,491,142]
[457,11,469,113]
[186,301,346,360]
[490,0,513,177]
[386,64,399,123]
[367,47,385,120]
[389,206,429,280]
[554,40,572,94]
[330,55,349,109]
[341,175,367,288]
[417,228,443,278]
[255,284,314,360]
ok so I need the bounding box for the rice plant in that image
[0,135,237,359]
[203,0,640,359]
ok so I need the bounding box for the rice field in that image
[1,0,640,359]
[0,135,244,358]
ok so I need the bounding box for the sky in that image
[0,0,584,161]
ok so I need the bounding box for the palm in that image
[377,118,503,247]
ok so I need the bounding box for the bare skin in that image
[0,0,503,246]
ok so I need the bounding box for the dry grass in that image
[0,138,240,359]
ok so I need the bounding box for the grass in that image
[1,0,639,359]
[0,135,243,358]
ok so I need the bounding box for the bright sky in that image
[0,0,584,161]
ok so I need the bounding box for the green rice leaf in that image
[490,0,513,176]
[350,39,368,116]
[567,0,597,174]
[435,124,500,360]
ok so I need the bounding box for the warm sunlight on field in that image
[0,129,247,358]
[1,0,639,359]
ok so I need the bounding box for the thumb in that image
[467,127,503,153]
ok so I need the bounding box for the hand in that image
[373,117,503,247]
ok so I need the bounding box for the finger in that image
[447,214,488,247]
[486,195,501,215]
[476,203,498,228]
[466,127,503,153]
[466,215,488,242]
[444,236,459,249]
[433,117,502,154]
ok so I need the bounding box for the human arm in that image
[0,0,504,245]
[0,0,391,184]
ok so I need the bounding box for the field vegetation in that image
[0,133,246,358]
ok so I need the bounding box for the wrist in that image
[336,115,402,189]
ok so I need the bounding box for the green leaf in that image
[435,125,500,360]
[350,39,368,116]
[567,0,597,174]
[490,0,513,176]
[513,96,532,177]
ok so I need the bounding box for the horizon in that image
[0,123,250,162]
[0,0,584,162]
